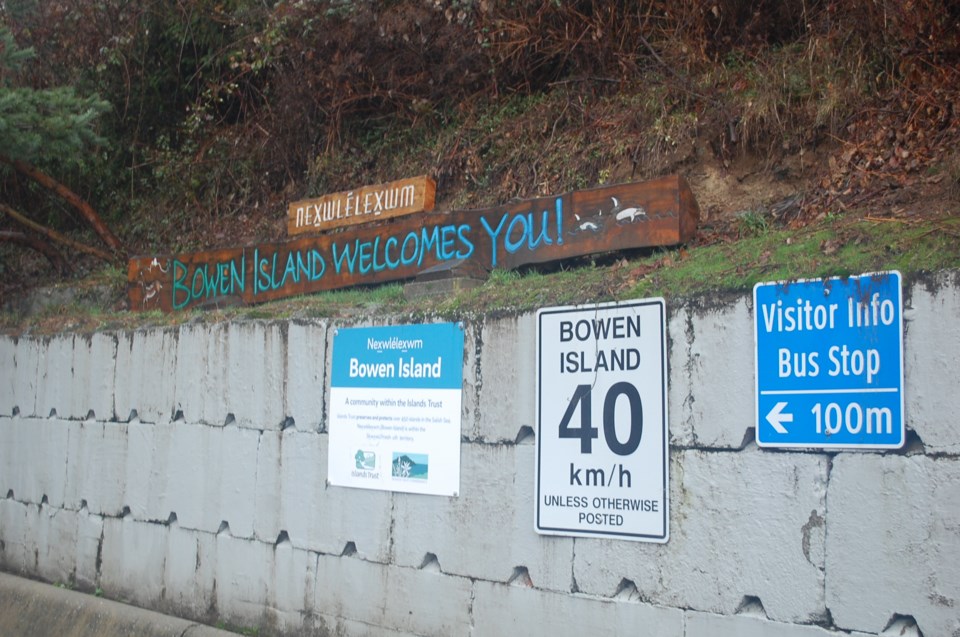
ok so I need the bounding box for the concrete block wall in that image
[1,272,959,637]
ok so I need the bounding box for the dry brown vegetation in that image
[1,0,958,304]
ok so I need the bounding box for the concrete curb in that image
[0,571,236,637]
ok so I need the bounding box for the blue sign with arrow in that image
[754,271,904,449]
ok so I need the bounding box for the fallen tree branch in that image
[0,154,126,258]
[0,202,115,263]
[0,230,70,274]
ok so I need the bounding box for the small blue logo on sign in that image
[754,271,904,448]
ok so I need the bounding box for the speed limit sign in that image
[535,299,669,542]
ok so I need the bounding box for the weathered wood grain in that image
[287,175,436,235]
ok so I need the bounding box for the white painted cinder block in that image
[471,579,684,636]
[164,422,216,532]
[684,610,839,636]
[284,321,327,431]
[0,417,11,498]
[114,329,178,423]
[391,442,574,592]
[0,417,69,507]
[313,554,473,636]
[224,322,287,430]
[826,453,960,637]
[903,273,960,453]
[35,334,74,419]
[0,497,31,573]
[475,313,537,443]
[10,337,41,417]
[123,420,175,522]
[251,428,283,542]
[63,420,128,515]
[74,332,118,421]
[266,540,316,633]
[74,505,103,590]
[667,298,755,449]
[163,522,216,620]
[33,504,80,585]
[574,448,828,623]
[219,425,261,539]
[214,532,274,626]
[0,338,16,415]
[36,333,115,421]
[100,515,169,606]
[173,323,228,426]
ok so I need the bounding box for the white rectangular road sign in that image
[535,299,669,542]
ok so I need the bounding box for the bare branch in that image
[0,154,126,258]
[0,202,115,263]
[0,230,70,274]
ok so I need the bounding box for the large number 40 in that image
[558,382,643,455]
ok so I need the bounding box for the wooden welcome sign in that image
[287,175,436,235]
[128,175,699,312]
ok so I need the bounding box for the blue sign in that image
[754,271,904,449]
[330,322,464,390]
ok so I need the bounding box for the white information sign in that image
[536,299,669,542]
[328,323,464,496]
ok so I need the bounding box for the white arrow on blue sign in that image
[753,271,904,449]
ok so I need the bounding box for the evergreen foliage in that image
[0,26,110,167]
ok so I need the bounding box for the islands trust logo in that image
[355,449,376,470]
[351,450,381,480]
[391,453,429,481]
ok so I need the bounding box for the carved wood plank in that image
[129,175,699,312]
[287,175,436,235]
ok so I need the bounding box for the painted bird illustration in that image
[572,213,600,233]
[610,196,647,223]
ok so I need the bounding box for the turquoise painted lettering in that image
[254,249,270,295]
[172,260,190,310]
[456,224,475,259]
[371,236,386,272]
[295,251,311,282]
[170,254,245,308]
[419,226,440,266]
[201,264,221,299]
[230,259,244,296]
[504,214,529,253]
[331,241,358,274]
[555,198,564,244]
[266,252,282,290]
[280,251,298,287]
[307,249,326,280]
[440,225,457,260]
[252,249,260,294]
[358,239,373,274]
[528,209,553,250]
[400,232,419,265]
[479,214,509,267]
[254,250,281,294]
[191,267,206,299]
[384,236,400,269]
